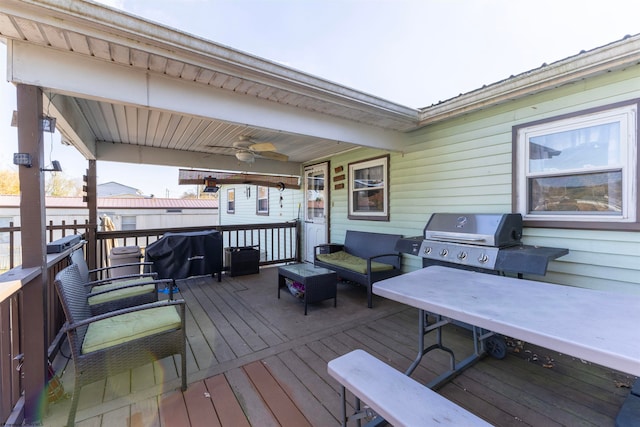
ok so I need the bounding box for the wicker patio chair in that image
[70,248,176,314]
[54,263,187,427]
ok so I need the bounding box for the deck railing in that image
[95,221,300,270]
[0,220,300,424]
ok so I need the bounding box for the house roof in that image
[0,195,218,209]
[2,1,639,176]
[97,182,142,197]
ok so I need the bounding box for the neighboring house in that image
[0,195,218,270]
[97,182,145,198]
[218,184,303,261]
[219,184,303,225]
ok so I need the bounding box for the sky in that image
[2,0,640,197]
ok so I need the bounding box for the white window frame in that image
[348,155,390,221]
[121,215,136,231]
[514,101,638,229]
[256,186,269,215]
[227,188,235,214]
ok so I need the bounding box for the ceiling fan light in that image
[236,151,254,163]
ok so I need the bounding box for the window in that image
[227,189,235,214]
[257,186,269,215]
[514,101,638,229]
[348,155,389,221]
[121,215,136,231]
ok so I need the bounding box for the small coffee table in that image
[278,263,337,315]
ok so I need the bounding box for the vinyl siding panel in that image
[320,64,640,293]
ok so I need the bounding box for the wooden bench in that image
[327,349,492,426]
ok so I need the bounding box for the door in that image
[304,162,329,262]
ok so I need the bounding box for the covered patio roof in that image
[1,0,421,176]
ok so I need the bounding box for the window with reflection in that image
[348,155,389,221]
[227,189,235,214]
[514,101,638,229]
[257,186,269,215]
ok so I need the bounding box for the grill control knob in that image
[439,248,448,257]
[457,251,467,260]
[478,253,489,264]
[423,246,432,255]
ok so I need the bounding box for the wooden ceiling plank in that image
[110,43,130,65]
[165,58,185,77]
[0,14,22,39]
[131,49,150,69]
[87,37,111,61]
[66,32,91,55]
[148,55,168,73]
[40,24,67,49]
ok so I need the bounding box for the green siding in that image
[318,64,640,294]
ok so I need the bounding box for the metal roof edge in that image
[417,33,640,126]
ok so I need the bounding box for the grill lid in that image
[424,213,523,247]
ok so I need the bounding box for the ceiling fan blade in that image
[258,151,289,162]
[249,142,276,152]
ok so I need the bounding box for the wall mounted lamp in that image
[42,116,57,133]
[10,111,56,133]
[13,153,32,168]
[203,177,219,193]
[41,160,63,172]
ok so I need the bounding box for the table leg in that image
[406,309,484,390]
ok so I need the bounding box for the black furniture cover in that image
[145,230,223,281]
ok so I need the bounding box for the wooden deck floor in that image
[44,265,634,426]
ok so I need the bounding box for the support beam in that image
[86,160,98,271]
[16,83,48,424]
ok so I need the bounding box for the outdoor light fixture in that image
[41,160,63,172]
[13,153,32,168]
[41,116,57,133]
[203,177,219,193]
[10,111,57,133]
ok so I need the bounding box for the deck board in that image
[243,360,312,426]
[46,265,630,427]
[182,380,221,427]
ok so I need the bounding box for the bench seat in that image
[314,230,402,308]
[327,349,492,426]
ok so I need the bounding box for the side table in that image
[278,263,337,315]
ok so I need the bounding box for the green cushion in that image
[82,306,181,354]
[88,278,155,305]
[316,251,394,274]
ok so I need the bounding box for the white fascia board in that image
[9,41,406,151]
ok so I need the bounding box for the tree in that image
[45,173,82,196]
[0,169,20,195]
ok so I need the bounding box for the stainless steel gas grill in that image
[395,213,569,360]
[396,213,568,276]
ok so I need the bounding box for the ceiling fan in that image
[208,136,288,163]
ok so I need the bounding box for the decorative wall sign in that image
[334,166,344,173]
[335,183,345,190]
[333,174,345,182]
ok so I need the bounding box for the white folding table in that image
[373,265,640,387]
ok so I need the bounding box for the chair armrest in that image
[90,261,153,274]
[63,299,186,332]
[87,278,172,296]
[314,243,344,256]
[89,262,154,279]
[367,253,402,272]
[84,272,158,287]
[368,253,402,263]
